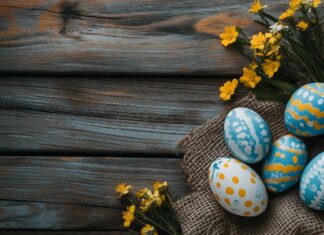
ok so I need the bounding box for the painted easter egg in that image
[209,157,268,217]
[262,134,307,193]
[224,107,272,163]
[300,152,324,210]
[285,83,324,137]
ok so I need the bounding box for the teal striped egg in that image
[224,107,272,164]
[262,134,307,193]
[285,83,324,137]
[300,152,324,210]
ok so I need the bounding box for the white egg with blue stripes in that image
[224,107,272,163]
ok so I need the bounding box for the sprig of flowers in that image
[115,182,181,235]
[218,0,323,102]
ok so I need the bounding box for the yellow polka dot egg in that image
[209,157,268,217]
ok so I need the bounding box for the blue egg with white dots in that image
[224,107,272,163]
[300,152,324,210]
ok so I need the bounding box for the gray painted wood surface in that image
[0,77,245,154]
[0,0,288,75]
[0,156,189,230]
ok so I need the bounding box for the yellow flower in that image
[239,67,262,88]
[262,59,281,78]
[266,44,281,56]
[249,0,267,14]
[219,79,238,101]
[153,181,168,191]
[312,0,321,8]
[250,32,268,50]
[268,33,281,44]
[122,205,136,228]
[249,61,258,71]
[289,0,302,10]
[116,182,132,198]
[136,188,149,198]
[296,21,309,31]
[279,8,295,20]
[141,224,158,235]
[139,189,165,211]
[220,26,239,47]
[140,198,154,212]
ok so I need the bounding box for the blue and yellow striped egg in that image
[285,83,324,137]
[300,152,324,210]
[262,134,307,193]
[224,107,272,163]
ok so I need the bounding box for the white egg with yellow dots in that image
[209,157,268,217]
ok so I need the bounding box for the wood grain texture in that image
[0,0,288,75]
[0,156,189,229]
[0,76,245,154]
[0,232,134,235]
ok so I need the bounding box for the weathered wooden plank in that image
[0,156,189,229]
[0,232,134,235]
[0,0,287,75]
[0,200,122,230]
[0,77,245,154]
[0,156,189,206]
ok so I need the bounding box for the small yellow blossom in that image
[250,32,268,50]
[220,26,239,47]
[136,188,149,198]
[152,190,164,207]
[262,59,281,78]
[296,21,309,31]
[122,205,136,228]
[279,8,295,20]
[141,224,158,235]
[312,0,321,8]
[266,44,281,56]
[268,33,281,44]
[153,181,168,191]
[116,182,132,198]
[139,190,165,211]
[219,79,238,101]
[239,67,262,88]
[249,0,267,14]
[249,61,258,71]
[289,0,302,10]
[140,198,154,212]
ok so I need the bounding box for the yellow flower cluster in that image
[279,0,321,20]
[217,0,323,101]
[115,181,179,234]
[138,183,167,212]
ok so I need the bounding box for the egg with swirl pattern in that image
[285,83,324,137]
[262,134,307,193]
[224,107,272,163]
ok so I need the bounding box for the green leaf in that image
[264,79,298,95]
[252,89,289,103]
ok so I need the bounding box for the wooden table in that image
[0,0,284,234]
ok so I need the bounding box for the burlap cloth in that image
[173,94,324,235]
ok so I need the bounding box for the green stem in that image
[138,210,172,234]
